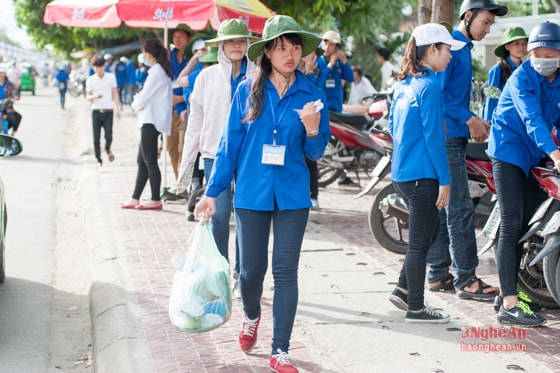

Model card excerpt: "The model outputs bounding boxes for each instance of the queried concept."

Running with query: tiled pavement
[73,102,559,373]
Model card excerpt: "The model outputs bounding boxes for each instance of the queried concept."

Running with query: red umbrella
[43,0,274,34]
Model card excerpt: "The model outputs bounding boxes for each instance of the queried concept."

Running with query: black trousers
[132,123,161,201]
[91,110,113,161]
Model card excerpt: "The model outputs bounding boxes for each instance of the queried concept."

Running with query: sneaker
[405,306,450,324]
[96,158,103,167]
[493,293,543,313]
[270,349,298,373]
[338,176,356,185]
[238,312,260,352]
[497,301,547,327]
[311,198,319,209]
[389,287,408,311]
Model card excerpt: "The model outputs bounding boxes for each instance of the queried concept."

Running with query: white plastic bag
[169,221,232,332]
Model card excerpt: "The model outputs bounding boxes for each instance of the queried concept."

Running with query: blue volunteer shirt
[438,30,474,138]
[205,71,331,211]
[483,56,519,122]
[316,55,353,112]
[488,60,560,176]
[389,67,450,185]
[170,48,188,115]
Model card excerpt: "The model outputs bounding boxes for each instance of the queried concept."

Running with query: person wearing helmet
[428,0,506,301]
[317,30,355,186]
[486,21,560,327]
[483,26,528,122]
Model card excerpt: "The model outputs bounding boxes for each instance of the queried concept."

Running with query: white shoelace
[242,317,258,337]
[272,349,293,366]
[423,306,444,318]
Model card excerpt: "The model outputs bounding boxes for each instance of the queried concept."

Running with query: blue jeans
[235,207,309,355]
[203,158,239,274]
[394,179,440,311]
[492,159,545,296]
[429,137,478,289]
[426,209,451,283]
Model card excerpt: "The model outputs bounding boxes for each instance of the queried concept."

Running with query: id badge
[262,144,286,166]
[325,79,335,88]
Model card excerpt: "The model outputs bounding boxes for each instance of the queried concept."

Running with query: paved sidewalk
[72,101,560,373]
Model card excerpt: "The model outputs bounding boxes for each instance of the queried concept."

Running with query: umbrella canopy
[43,0,274,34]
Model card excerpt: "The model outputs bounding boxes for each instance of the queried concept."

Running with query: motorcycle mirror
[483,86,501,99]
[0,134,23,157]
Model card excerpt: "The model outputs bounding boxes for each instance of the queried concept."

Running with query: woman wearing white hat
[387,23,465,324]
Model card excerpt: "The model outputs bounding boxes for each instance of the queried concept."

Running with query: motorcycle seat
[329,111,368,130]
[466,141,490,161]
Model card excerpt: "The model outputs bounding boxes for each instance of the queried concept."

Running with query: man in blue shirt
[317,30,355,185]
[429,0,507,301]
[167,23,194,188]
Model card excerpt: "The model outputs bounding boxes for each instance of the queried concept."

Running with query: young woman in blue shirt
[388,23,465,323]
[194,15,330,373]
[488,21,560,327]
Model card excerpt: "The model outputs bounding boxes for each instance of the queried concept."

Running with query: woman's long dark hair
[143,38,172,79]
[245,34,303,122]
[498,58,513,87]
[397,38,445,80]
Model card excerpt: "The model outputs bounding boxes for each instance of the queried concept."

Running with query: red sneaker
[270,349,298,373]
[238,313,260,352]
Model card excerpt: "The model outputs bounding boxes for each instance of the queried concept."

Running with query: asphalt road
[0,87,91,372]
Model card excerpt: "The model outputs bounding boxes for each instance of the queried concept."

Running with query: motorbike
[68,72,86,98]
[316,93,392,187]
[0,133,22,157]
[358,141,496,256]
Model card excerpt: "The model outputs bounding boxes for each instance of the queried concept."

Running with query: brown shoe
[107,151,115,162]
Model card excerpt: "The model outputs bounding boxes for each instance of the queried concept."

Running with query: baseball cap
[412,23,466,51]
[323,30,341,44]
[0,64,6,74]
[191,39,207,53]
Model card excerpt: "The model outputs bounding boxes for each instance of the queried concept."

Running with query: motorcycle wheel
[517,240,560,309]
[317,137,344,187]
[368,183,408,255]
[541,246,560,307]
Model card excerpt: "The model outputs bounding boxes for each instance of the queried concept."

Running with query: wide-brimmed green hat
[494,26,528,57]
[198,47,219,64]
[247,15,322,61]
[205,19,259,47]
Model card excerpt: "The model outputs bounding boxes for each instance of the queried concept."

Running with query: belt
[93,109,113,113]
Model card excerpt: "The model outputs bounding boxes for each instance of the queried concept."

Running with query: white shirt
[380,61,396,90]
[131,63,172,136]
[348,76,377,105]
[86,72,117,109]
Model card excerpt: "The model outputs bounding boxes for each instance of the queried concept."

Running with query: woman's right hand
[436,185,450,210]
[194,196,216,222]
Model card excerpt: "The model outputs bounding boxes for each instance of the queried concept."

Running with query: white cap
[192,39,207,53]
[0,64,6,73]
[323,30,341,44]
[412,23,466,51]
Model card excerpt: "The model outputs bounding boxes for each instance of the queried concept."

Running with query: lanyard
[267,90,294,145]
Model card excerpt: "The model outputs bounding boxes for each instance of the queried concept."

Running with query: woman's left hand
[436,185,450,210]
[301,101,320,136]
